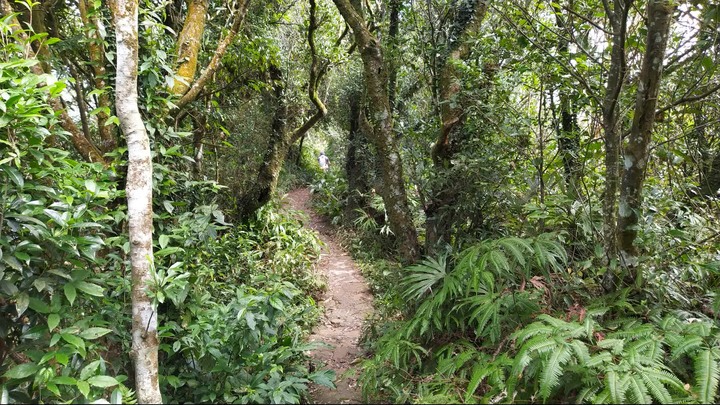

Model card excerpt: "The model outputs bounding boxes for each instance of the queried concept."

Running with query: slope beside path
[283,188,374,404]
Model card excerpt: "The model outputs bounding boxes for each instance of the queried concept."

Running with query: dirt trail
[283,188,373,404]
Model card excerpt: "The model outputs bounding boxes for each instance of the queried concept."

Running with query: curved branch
[175,0,251,110]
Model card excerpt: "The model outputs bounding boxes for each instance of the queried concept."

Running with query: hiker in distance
[318,151,330,172]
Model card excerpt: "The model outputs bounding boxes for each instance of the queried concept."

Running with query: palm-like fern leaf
[539,344,572,399]
[694,348,719,404]
[402,255,448,301]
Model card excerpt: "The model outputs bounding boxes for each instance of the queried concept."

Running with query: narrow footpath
[283,188,374,404]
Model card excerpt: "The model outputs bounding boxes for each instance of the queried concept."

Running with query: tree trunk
[79,0,116,152]
[601,0,632,291]
[332,0,420,262]
[237,0,328,219]
[110,0,162,402]
[345,87,374,222]
[425,0,488,252]
[617,0,675,277]
[553,4,582,199]
[174,0,250,109]
[172,0,209,96]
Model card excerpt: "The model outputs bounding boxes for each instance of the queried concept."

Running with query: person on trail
[318,151,330,172]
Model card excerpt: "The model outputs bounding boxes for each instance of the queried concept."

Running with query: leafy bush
[156,203,334,403]
[358,233,720,404]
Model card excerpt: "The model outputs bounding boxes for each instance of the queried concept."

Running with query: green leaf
[43,209,68,227]
[64,283,77,305]
[76,281,104,297]
[79,327,112,340]
[46,382,60,397]
[309,370,335,388]
[111,388,123,404]
[77,380,90,398]
[61,333,85,351]
[155,247,184,257]
[47,313,60,331]
[159,234,169,249]
[49,333,61,347]
[85,179,98,194]
[15,292,29,316]
[80,360,102,380]
[162,200,174,214]
[87,375,119,388]
[6,166,23,188]
[695,349,719,404]
[4,363,40,379]
[29,297,51,314]
[52,376,77,385]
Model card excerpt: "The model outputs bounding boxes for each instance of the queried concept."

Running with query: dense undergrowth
[0,33,333,403]
[310,169,720,404]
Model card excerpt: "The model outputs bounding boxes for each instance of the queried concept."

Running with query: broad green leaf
[77,380,90,398]
[29,297,50,314]
[80,360,102,380]
[47,313,60,331]
[15,292,29,316]
[52,376,77,385]
[159,234,169,249]
[6,166,23,188]
[4,363,40,379]
[79,327,112,340]
[64,283,77,305]
[87,375,119,388]
[61,333,85,350]
[309,370,335,388]
[85,179,98,194]
[76,281,104,297]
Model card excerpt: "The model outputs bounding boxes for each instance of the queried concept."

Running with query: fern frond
[497,236,533,268]
[402,255,448,301]
[539,344,572,399]
[597,338,625,355]
[586,351,613,368]
[607,369,626,404]
[641,367,686,393]
[639,370,673,404]
[627,338,664,365]
[512,321,553,343]
[669,335,702,360]
[485,249,511,277]
[627,373,650,404]
[694,348,719,404]
[575,385,601,404]
[465,362,490,403]
[537,314,572,330]
[570,340,590,364]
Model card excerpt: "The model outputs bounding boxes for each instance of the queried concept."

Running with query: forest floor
[283,188,374,404]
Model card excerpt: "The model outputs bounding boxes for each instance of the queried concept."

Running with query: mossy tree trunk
[332,0,420,262]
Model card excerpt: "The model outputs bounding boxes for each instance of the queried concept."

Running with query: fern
[539,344,572,399]
[694,348,719,404]
[401,254,448,302]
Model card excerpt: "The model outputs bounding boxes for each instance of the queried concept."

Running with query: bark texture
[110,0,162,402]
[175,0,250,109]
[172,0,209,96]
[617,0,675,273]
[332,0,420,262]
[79,0,116,152]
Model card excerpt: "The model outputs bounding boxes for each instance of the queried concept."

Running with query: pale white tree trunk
[110,0,162,402]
